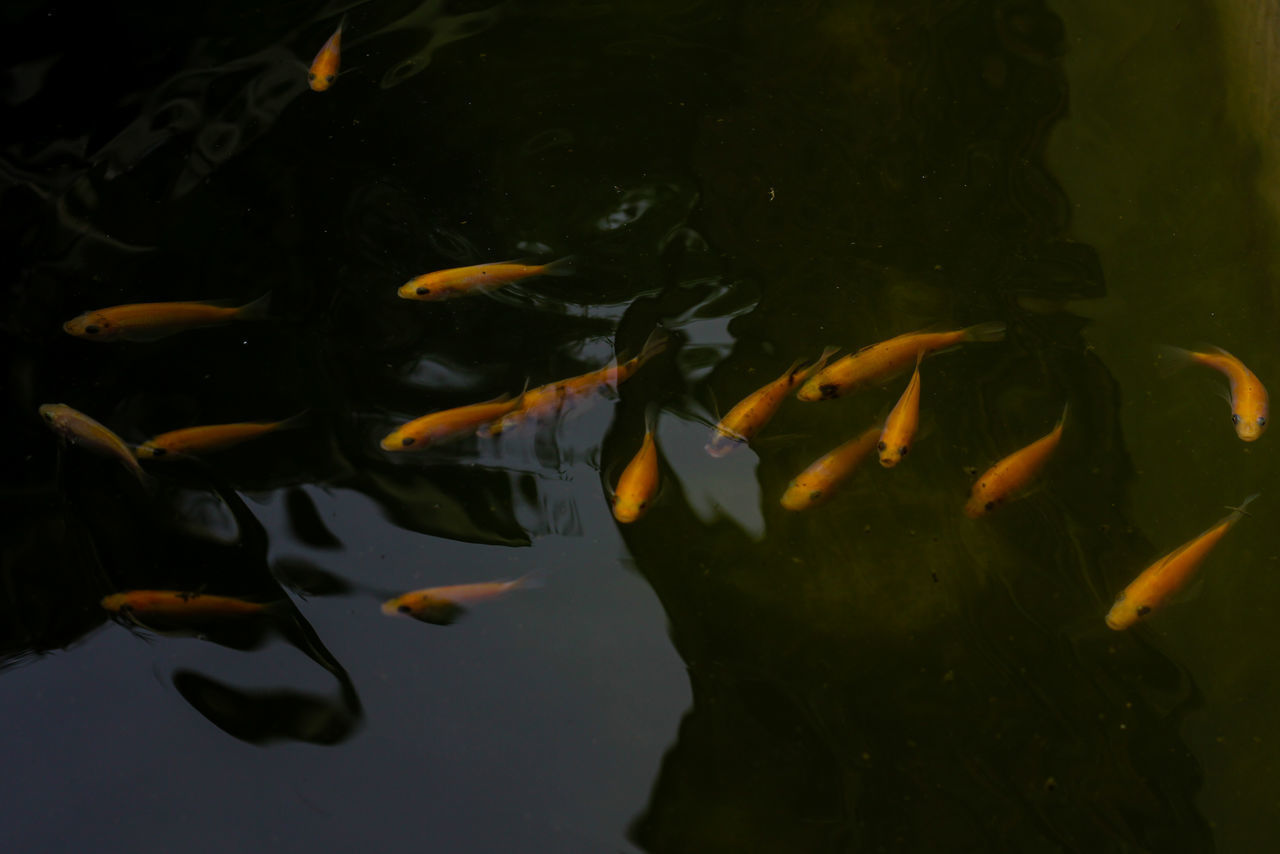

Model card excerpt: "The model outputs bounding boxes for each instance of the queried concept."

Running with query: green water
[1,1,1277,851]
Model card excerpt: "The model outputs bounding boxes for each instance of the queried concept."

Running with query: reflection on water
[1,0,1275,850]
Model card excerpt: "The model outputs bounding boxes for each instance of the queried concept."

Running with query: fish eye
[308,72,316,81]
[984,501,995,511]
[1259,416,1268,426]
[877,441,886,451]
[402,437,415,446]
[84,324,100,335]
[325,75,335,84]
[1232,413,1242,424]
[639,501,648,509]
[416,286,430,295]
[809,490,822,501]
[899,447,908,456]
[151,447,167,457]
[397,604,411,614]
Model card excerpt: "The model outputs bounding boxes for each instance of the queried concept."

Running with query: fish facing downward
[136,413,309,459]
[308,17,344,92]
[62,294,271,342]
[381,577,531,625]
[877,352,923,468]
[39,403,152,488]
[1105,493,1259,630]
[964,404,1067,517]
[397,257,574,302]
[611,408,661,524]
[380,394,524,451]
[1163,345,1268,441]
[706,346,839,458]
[780,423,881,511]
[796,321,1006,402]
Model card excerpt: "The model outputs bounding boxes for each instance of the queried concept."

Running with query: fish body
[612,409,661,523]
[780,424,881,511]
[308,18,343,91]
[63,294,270,342]
[398,257,573,302]
[137,413,308,459]
[797,321,1006,402]
[1105,494,1258,630]
[706,347,838,457]
[381,578,528,624]
[102,590,268,619]
[380,394,523,450]
[965,405,1067,517]
[878,353,923,467]
[1166,345,1268,441]
[39,403,151,487]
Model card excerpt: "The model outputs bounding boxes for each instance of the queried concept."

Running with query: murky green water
[3,1,1277,851]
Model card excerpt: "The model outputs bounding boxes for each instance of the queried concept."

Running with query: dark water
[2,1,1277,851]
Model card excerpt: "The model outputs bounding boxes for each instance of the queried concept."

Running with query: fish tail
[636,326,670,365]
[1056,401,1070,427]
[236,292,272,321]
[961,321,1007,343]
[275,410,313,432]
[643,401,661,435]
[1225,492,1261,520]
[541,255,577,277]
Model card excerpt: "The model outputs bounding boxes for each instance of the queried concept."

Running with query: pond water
[2,1,1277,851]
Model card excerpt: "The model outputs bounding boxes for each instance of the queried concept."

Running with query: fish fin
[635,326,670,365]
[961,321,1007,343]
[236,292,272,321]
[541,255,576,276]
[1225,492,1261,518]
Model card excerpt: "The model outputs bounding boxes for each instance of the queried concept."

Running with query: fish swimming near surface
[780,423,881,511]
[481,327,669,436]
[380,393,524,451]
[136,412,309,459]
[62,294,271,342]
[102,590,270,620]
[308,17,344,91]
[706,347,839,458]
[610,407,662,524]
[381,577,533,625]
[1161,345,1268,441]
[397,257,574,302]
[965,404,1067,517]
[39,403,152,488]
[796,321,1006,402]
[877,352,924,468]
[1105,493,1259,630]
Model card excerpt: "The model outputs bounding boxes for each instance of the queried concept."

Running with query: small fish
[796,321,1006,402]
[102,590,270,619]
[381,577,532,625]
[611,408,661,523]
[780,423,881,511]
[1162,345,1268,441]
[62,293,271,342]
[308,17,344,92]
[706,347,839,458]
[136,412,309,459]
[380,393,523,451]
[481,328,669,436]
[397,257,574,302]
[39,403,152,488]
[965,405,1067,517]
[878,352,924,467]
[1106,494,1258,630]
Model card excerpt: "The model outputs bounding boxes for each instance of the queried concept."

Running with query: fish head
[38,404,74,434]
[780,480,822,511]
[397,278,446,301]
[308,69,336,92]
[963,482,999,518]
[63,312,119,341]
[877,439,907,468]
[380,428,426,451]
[1232,406,1268,441]
[612,494,649,524]
[1104,591,1144,631]
[134,441,167,459]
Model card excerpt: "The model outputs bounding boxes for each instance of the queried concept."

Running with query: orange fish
[380,393,524,451]
[1106,494,1258,630]
[136,413,308,459]
[481,328,668,436]
[63,294,270,342]
[381,577,532,625]
[398,257,574,301]
[877,352,923,467]
[39,403,153,489]
[965,405,1067,517]
[102,590,270,619]
[308,17,344,92]
[611,408,661,523]
[706,347,839,457]
[780,423,881,511]
[1163,345,1268,441]
[796,321,1006,401]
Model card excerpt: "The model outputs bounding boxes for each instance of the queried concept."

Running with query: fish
[102,590,270,619]
[780,423,881,511]
[397,257,574,302]
[611,407,661,523]
[706,346,839,458]
[136,412,309,459]
[1161,345,1268,441]
[62,293,271,342]
[877,352,924,467]
[481,327,669,436]
[796,321,1006,402]
[39,403,153,488]
[308,17,344,92]
[381,577,532,625]
[965,404,1067,517]
[380,392,524,451]
[1105,494,1259,630]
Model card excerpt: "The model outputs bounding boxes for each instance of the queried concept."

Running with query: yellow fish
[965,405,1067,517]
[308,17,344,92]
[1106,494,1258,630]
[39,403,152,488]
[877,352,923,467]
[706,347,839,457]
[102,590,270,619]
[381,577,532,625]
[380,393,524,451]
[796,322,1006,401]
[1163,345,1268,441]
[63,294,270,342]
[780,423,881,511]
[398,257,574,301]
[136,413,308,459]
[611,408,661,524]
